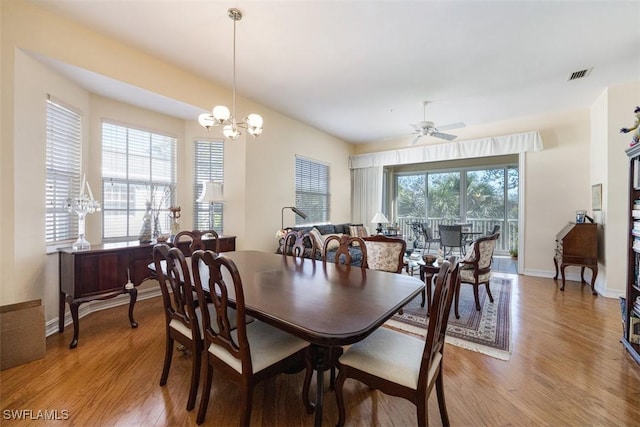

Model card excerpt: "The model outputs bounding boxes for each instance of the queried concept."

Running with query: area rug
[385,276,512,361]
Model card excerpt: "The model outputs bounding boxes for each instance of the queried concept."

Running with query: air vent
[568,68,592,81]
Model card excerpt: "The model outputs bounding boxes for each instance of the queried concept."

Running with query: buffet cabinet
[625,144,640,364]
[59,236,236,348]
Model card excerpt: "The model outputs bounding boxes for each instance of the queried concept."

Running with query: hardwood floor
[1,274,639,426]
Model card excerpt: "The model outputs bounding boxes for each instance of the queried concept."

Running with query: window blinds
[193,140,224,232]
[102,121,176,239]
[295,156,330,224]
[45,96,82,243]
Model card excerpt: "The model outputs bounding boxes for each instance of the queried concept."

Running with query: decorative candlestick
[67,174,101,251]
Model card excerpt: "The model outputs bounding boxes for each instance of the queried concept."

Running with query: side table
[420,260,460,319]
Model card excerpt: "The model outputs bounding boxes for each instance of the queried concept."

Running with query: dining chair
[438,224,465,256]
[174,229,219,255]
[323,234,368,267]
[152,244,203,411]
[334,256,460,427]
[281,229,318,259]
[362,235,406,273]
[191,249,314,425]
[457,233,499,315]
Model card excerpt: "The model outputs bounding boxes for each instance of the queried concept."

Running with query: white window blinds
[46,96,82,244]
[295,156,330,224]
[102,121,176,240]
[193,140,224,232]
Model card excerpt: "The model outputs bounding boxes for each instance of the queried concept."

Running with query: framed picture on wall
[592,183,602,211]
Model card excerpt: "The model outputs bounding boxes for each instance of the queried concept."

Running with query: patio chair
[438,224,465,256]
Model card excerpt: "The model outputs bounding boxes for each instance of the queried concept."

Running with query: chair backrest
[418,256,459,389]
[362,235,406,273]
[281,229,317,259]
[466,233,499,270]
[424,224,435,240]
[191,249,253,373]
[153,244,199,338]
[174,229,219,255]
[438,224,463,247]
[323,234,368,266]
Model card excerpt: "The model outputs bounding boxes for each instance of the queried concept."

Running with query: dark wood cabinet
[625,145,640,364]
[553,222,598,294]
[59,236,236,348]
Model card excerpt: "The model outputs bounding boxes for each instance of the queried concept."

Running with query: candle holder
[67,175,101,251]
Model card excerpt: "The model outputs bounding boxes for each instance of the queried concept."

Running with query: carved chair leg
[196,362,213,425]
[435,367,450,427]
[186,344,201,411]
[160,335,174,386]
[484,281,494,303]
[473,284,481,311]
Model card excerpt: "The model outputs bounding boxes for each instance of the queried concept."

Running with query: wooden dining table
[177,250,425,426]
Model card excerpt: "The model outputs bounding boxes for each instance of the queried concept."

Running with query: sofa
[276,223,367,266]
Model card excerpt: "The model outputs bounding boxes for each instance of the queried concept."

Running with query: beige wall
[354,109,599,283]
[1,1,353,325]
[598,81,640,296]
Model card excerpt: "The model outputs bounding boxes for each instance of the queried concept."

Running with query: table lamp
[371,212,389,234]
[197,181,224,231]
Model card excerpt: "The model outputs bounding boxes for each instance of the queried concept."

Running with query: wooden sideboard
[553,222,598,294]
[59,236,236,348]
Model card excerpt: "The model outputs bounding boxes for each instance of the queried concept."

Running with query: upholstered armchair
[457,233,499,317]
[362,235,406,273]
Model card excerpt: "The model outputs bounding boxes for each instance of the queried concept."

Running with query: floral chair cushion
[364,240,404,273]
[461,238,497,269]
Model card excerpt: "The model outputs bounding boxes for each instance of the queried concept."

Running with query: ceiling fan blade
[436,122,465,132]
[409,134,422,145]
[431,131,457,141]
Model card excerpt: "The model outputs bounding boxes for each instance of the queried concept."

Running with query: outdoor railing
[393,217,517,256]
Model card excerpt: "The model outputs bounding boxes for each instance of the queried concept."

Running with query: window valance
[349,130,543,169]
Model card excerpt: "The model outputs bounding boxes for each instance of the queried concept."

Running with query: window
[45,96,82,244]
[193,140,224,232]
[102,121,176,240]
[395,164,518,254]
[295,156,330,224]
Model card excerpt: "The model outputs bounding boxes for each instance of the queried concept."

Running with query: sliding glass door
[394,164,518,255]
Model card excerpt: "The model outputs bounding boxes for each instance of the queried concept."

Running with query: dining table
[162,250,425,427]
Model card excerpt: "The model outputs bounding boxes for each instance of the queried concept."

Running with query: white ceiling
[29,0,640,144]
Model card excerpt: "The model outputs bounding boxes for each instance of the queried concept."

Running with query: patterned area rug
[385,276,512,361]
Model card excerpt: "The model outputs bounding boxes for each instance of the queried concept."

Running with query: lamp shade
[197,181,224,203]
[371,212,389,224]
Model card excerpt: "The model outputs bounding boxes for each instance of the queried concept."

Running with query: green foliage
[396,168,519,221]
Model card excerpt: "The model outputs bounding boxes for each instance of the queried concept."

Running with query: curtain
[349,130,543,169]
[351,166,383,234]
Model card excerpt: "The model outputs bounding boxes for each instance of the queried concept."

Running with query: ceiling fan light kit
[198,8,263,140]
[409,101,465,145]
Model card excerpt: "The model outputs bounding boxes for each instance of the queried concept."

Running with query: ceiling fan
[409,101,465,145]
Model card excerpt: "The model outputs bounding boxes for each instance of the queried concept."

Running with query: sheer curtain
[351,166,383,234]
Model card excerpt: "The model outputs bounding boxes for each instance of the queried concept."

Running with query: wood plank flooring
[1,274,639,426]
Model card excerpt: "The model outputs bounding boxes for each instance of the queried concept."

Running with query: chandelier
[198,8,263,140]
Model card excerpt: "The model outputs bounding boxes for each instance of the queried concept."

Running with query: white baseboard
[45,287,162,338]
